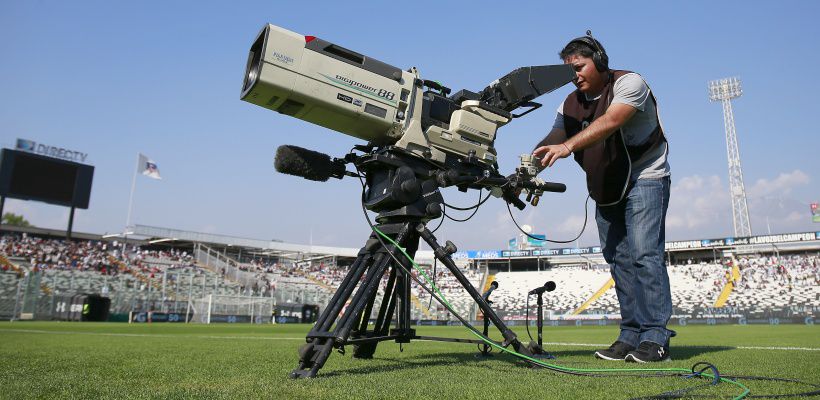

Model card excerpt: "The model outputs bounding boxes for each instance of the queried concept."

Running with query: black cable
[443,190,491,223]
[430,203,445,233]
[354,167,673,374]
[443,189,492,211]
[352,165,684,378]
[353,167,512,350]
[719,375,820,399]
[506,194,591,244]
[525,293,535,342]
[351,164,819,399]
[631,374,820,399]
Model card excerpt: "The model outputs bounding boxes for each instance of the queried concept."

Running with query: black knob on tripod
[443,241,457,255]
[426,202,442,218]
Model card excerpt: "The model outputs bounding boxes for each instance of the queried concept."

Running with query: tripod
[290,148,533,378]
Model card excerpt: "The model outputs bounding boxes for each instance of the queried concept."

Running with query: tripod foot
[289,369,317,379]
[353,342,377,359]
[290,340,333,379]
[527,341,556,360]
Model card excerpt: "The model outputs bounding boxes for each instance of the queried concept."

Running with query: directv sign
[16,138,89,163]
[455,232,820,260]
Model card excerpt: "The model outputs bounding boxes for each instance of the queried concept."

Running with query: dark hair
[559,41,596,61]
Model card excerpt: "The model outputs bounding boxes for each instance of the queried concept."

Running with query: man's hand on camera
[506,173,522,197]
[533,143,572,168]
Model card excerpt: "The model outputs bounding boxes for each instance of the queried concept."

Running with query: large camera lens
[242,29,265,93]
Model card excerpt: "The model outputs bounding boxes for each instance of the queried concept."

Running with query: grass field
[0,322,818,399]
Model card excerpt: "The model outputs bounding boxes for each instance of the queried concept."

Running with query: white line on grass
[537,341,820,352]
[2,329,817,351]
[0,328,305,340]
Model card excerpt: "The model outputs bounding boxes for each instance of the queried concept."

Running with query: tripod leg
[308,252,369,336]
[415,223,532,356]
[390,231,418,342]
[292,245,378,379]
[373,266,398,335]
[345,223,417,357]
[291,226,405,379]
[334,223,411,342]
[352,266,397,359]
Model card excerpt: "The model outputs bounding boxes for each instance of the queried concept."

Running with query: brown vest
[562,70,666,205]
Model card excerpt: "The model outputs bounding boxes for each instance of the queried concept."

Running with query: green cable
[371,226,751,400]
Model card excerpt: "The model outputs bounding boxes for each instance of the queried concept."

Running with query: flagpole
[123,153,140,259]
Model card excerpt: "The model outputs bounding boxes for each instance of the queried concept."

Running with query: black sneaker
[594,341,636,361]
[625,341,671,363]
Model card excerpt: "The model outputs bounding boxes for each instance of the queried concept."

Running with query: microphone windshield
[274,145,342,182]
[545,281,556,292]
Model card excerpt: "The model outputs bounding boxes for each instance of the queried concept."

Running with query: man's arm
[532,127,567,172]
[534,103,637,168]
[535,127,567,149]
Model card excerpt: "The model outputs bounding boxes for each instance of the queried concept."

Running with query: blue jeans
[596,176,675,347]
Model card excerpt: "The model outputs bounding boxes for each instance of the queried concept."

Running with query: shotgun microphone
[274,145,346,182]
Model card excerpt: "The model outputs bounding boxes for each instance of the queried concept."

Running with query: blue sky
[1,1,818,250]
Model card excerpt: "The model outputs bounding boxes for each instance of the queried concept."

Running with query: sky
[1,1,818,251]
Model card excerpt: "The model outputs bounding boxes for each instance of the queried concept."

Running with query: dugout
[54,294,110,322]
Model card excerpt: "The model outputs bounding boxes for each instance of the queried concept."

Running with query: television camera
[240,24,576,378]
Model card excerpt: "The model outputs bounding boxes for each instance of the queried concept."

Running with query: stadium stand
[727,254,819,317]
[1,228,817,324]
[491,266,612,320]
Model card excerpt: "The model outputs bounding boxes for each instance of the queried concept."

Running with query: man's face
[564,54,604,95]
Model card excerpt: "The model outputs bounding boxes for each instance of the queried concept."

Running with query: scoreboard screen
[0,148,94,209]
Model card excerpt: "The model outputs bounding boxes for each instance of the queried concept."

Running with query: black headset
[567,30,609,72]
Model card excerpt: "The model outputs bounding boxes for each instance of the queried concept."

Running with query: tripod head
[275,143,565,222]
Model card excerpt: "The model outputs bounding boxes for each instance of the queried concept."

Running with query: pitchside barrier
[403,317,815,327]
[275,303,319,324]
[128,311,192,323]
[53,294,110,322]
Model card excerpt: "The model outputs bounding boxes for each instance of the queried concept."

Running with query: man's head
[559,36,609,96]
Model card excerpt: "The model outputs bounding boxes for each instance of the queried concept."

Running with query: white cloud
[747,170,810,198]
[665,170,815,239]
[667,175,730,233]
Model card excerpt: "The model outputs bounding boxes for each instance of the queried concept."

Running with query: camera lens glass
[245,57,259,87]
[243,32,265,93]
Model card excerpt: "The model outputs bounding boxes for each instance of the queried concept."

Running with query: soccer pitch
[0,322,817,399]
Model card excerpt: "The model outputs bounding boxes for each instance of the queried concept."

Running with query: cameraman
[532,34,674,362]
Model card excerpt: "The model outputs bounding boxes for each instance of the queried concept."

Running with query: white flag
[138,153,162,180]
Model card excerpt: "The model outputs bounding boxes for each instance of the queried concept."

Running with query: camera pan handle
[422,79,451,96]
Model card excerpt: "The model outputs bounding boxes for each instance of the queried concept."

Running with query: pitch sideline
[1,328,817,352]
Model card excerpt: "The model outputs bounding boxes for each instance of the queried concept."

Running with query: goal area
[189,295,274,324]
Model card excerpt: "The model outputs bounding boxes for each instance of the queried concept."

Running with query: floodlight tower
[708,77,752,237]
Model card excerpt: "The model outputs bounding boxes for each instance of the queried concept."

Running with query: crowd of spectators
[3,231,818,318]
[0,233,201,280]
[734,253,819,293]
[1,233,119,275]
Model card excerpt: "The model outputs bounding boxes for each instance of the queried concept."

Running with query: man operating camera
[532,33,674,362]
